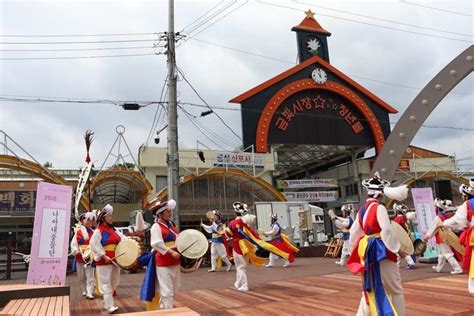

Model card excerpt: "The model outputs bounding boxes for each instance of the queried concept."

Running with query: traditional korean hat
[97,204,113,223]
[84,211,96,221]
[362,171,408,201]
[78,213,86,223]
[341,204,354,212]
[233,201,249,214]
[434,198,445,210]
[459,182,474,197]
[212,210,223,219]
[393,203,409,214]
[152,199,177,215]
[444,200,457,213]
[270,213,278,220]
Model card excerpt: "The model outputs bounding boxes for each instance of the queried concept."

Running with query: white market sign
[213,151,265,168]
[283,191,338,202]
[276,179,337,189]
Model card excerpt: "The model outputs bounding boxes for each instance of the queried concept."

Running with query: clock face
[307,38,320,53]
[312,68,327,84]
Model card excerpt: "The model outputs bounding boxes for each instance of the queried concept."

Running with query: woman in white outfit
[90,204,126,314]
[201,210,232,272]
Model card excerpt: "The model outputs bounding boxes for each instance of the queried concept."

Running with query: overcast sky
[0,0,472,171]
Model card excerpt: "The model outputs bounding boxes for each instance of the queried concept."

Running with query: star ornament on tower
[305,9,315,18]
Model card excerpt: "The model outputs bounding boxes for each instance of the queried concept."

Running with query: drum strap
[103,244,116,251]
[165,241,175,247]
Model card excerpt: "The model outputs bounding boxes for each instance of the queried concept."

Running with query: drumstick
[179,239,199,256]
[109,252,126,261]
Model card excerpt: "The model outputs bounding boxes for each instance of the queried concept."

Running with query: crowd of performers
[69,174,474,314]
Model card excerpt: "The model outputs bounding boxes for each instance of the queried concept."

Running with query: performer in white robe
[424,199,462,274]
[347,172,408,316]
[331,204,354,266]
[90,204,126,314]
[150,199,181,309]
[70,212,96,299]
[442,182,474,295]
[201,210,232,272]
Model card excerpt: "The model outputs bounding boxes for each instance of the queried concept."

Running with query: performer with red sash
[70,212,96,299]
[424,199,462,274]
[201,210,232,272]
[150,199,181,309]
[225,201,289,291]
[442,181,474,295]
[347,172,408,316]
[90,204,127,314]
[265,213,299,268]
[392,203,416,269]
[330,204,354,266]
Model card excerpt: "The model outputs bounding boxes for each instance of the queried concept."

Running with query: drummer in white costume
[201,210,232,272]
[70,211,96,299]
[90,204,127,314]
[330,204,354,266]
[150,199,181,309]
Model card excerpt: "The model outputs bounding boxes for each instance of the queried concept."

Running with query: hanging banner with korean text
[411,188,436,247]
[283,190,338,202]
[276,179,337,189]
[27,182,72,285]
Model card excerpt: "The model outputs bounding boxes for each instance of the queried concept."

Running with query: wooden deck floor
[65,273,473,315]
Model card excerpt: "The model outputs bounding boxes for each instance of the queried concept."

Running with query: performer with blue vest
[424,199,463,274]
[90,204,127,314]
[150,199,181,309]
[330,204,354,266]
[442,181,474,295]
[347,172,408,316]
[201,210,232,272]
[265,213,299,268]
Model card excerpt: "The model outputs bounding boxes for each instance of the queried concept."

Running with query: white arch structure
[371,45,473,181]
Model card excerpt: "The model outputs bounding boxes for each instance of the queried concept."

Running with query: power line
[0,38,161,45]
[145,77,169,146]
[188,0,249,38]
[186,0,237,35]
[0,32,160,38]
[0,46,156,52]
[256,1,472,43]
[293,0,473,37]
[400,0,474,17]
[180,0,226,32]
[187,38,473,96]
[0,53,159,60]
[176,66,243,141]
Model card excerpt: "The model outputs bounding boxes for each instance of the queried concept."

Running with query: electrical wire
[180,0,226,33]
[186,1,237,35]
[256,1,472,43]
[145,77,169,145]
[176,66,243,141]
[0,53,160,60]
[400,0,474,17]
[0,39,161,45]
[187,38,473,96]
[188,0,249,39]
[0,46,159,52]
[0,32,160,38]
[293,0,473,37]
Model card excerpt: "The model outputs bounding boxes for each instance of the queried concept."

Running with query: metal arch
[371,45,474,181]
[385,172,469,208]
[154,168,286,202]
[0,154,90,210]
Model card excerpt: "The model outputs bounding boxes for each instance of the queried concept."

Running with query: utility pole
[167,0,180,226]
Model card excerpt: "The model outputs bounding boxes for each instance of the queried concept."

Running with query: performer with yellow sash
[201,210,232,272]
[442,182,474,295]
[225,201,289,291]
[347,172,408,316]
[330,204,354,266]
[265,213,299,268]
[90,204,127,314]
[70,212,96,299]
[150,199,181,309]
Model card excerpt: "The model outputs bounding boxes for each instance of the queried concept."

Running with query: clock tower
[292,9,331,64]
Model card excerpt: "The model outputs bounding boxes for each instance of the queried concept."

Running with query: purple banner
[27,182,72,285]
[411,188,436,247]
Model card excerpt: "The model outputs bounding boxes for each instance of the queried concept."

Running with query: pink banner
[411,188,436,247]
[27,182,72,285]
